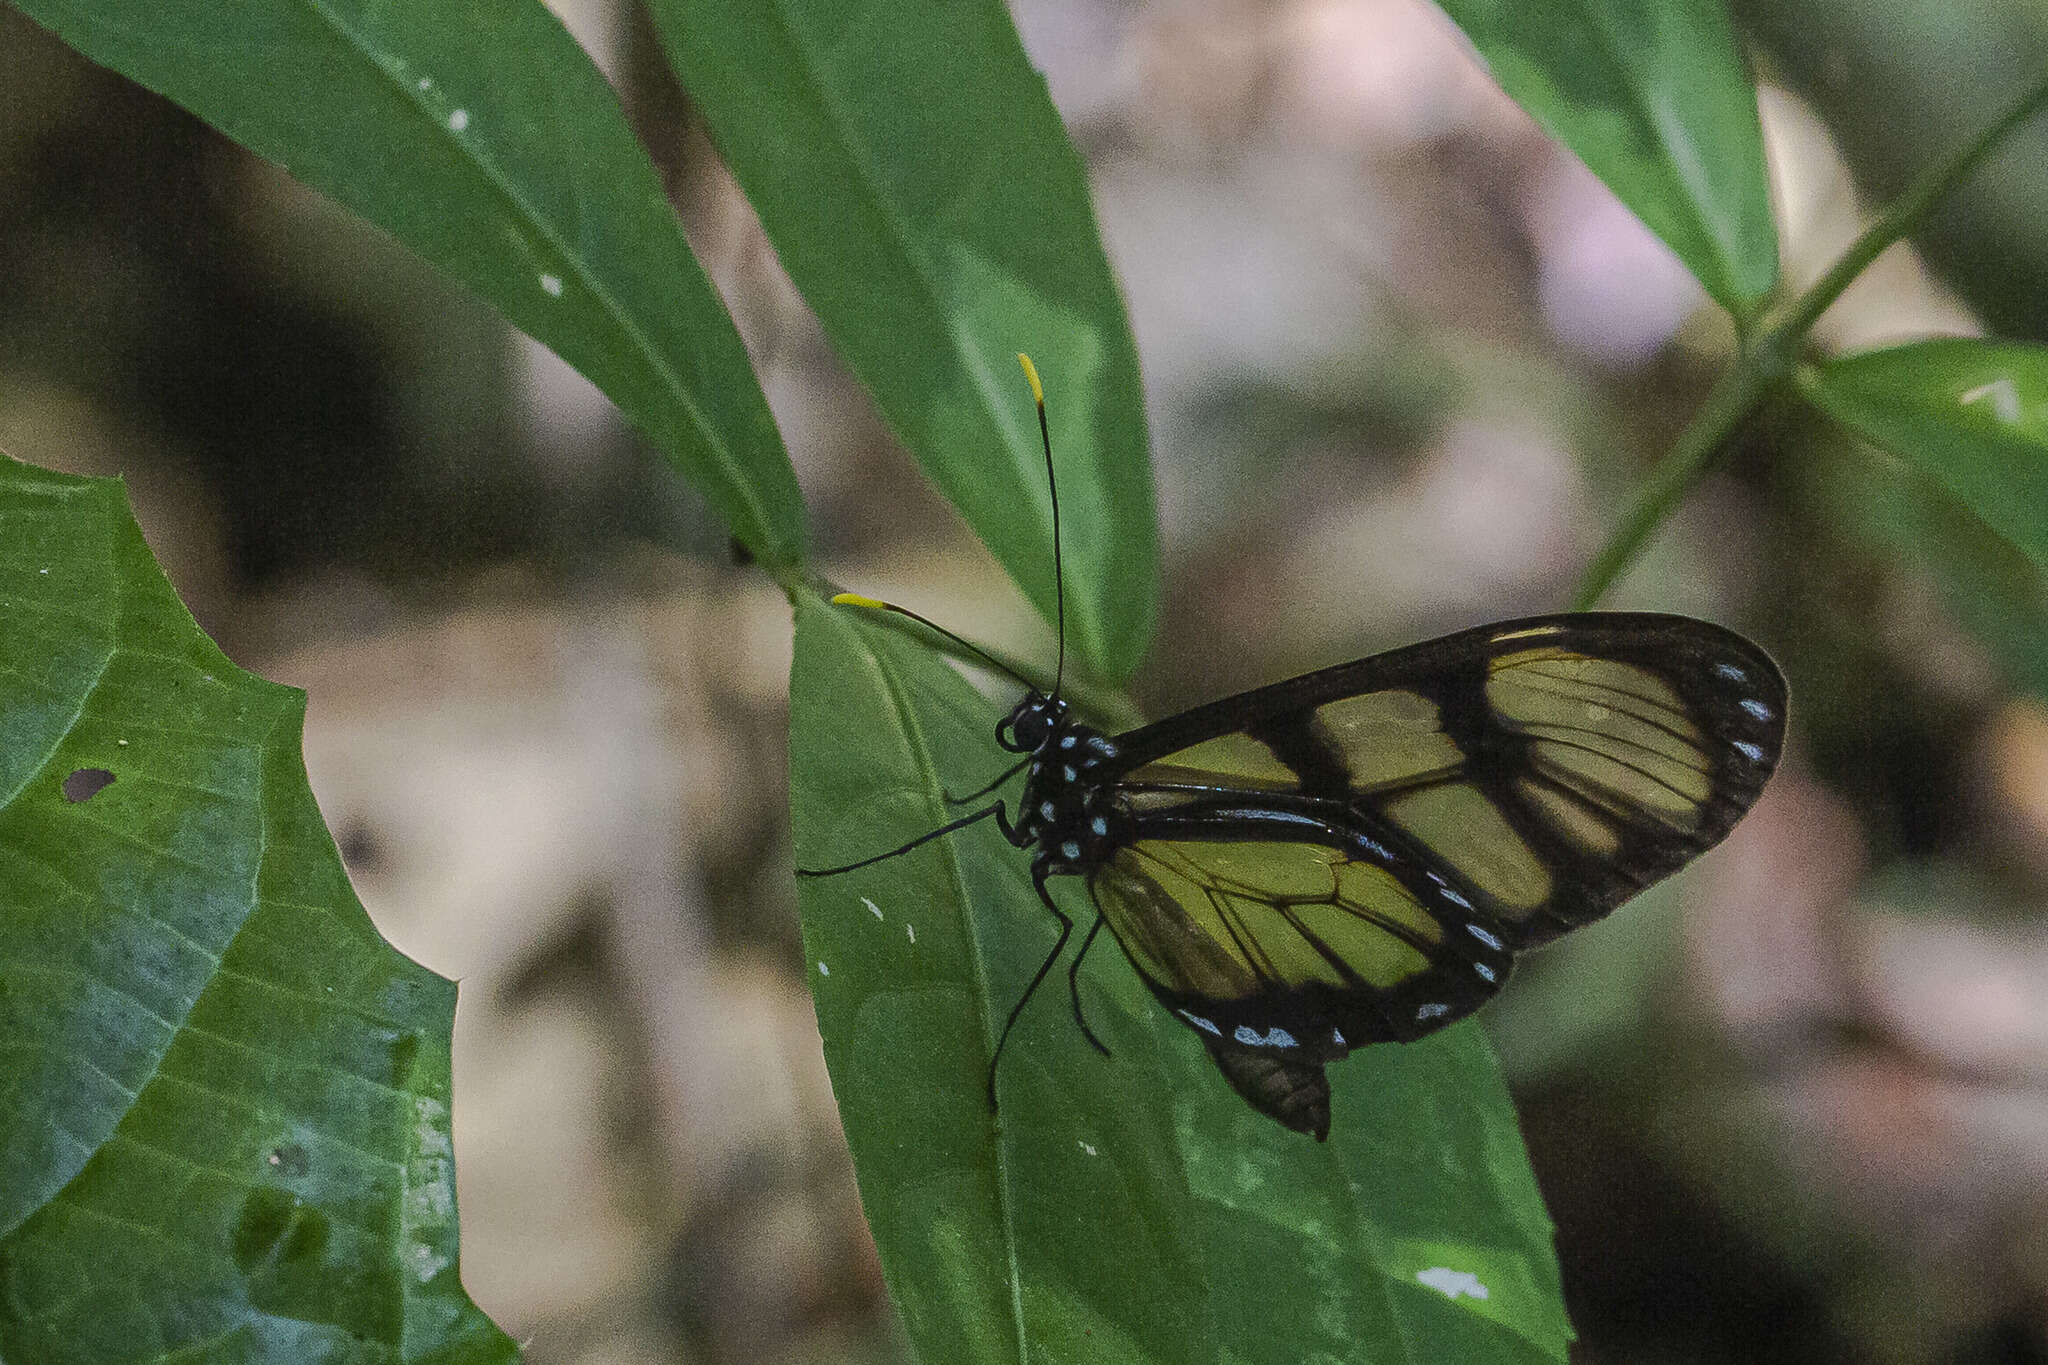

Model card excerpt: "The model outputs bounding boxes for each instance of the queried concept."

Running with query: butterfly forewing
[1085,614,1785,1127]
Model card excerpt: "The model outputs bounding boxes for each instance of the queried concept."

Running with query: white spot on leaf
[448,109,469,132]
[862,897,883,921]
[540,273,563,297]
[410,1243,451,1284]
[1078,1139,1097,1157]
[1961,378,2022,423]
[818,962,829,976]
[1416,1267,1490,1301]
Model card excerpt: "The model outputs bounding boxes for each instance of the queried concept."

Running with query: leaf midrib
[846,614,1033,1365]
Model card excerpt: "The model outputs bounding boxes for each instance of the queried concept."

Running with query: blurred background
[7,0,2048,1361]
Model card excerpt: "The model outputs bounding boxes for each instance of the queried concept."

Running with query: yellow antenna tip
[1016,353,1044,404]
[831,593,889,610]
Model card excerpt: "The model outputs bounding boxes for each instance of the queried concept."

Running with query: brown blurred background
[7,1,2048,1361]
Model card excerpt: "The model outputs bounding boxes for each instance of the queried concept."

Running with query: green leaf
[0,454,512,1363]
[789,587,1570,1365]
[1811,415,2048,701]
[1434,0,1778,317]
[1809,339,2048,572]
[11,0,804,567]
[650,0,1157,681]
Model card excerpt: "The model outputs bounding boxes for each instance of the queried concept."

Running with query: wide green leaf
[651,0,1157,681]
[788,586,1570,1364]
[11,0,804,567]
[1435,0,1778,317]
[1823,442,2048,701]
[1809,338,2048,572]
[0,454,512,1363]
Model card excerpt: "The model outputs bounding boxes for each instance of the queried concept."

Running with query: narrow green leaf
[789,587,1569,1365]
[1809,339,2048,571]
[12,0,804,567]
[1435,0,1778,316]
[651,0,1157,680]
[0,454,512,1362]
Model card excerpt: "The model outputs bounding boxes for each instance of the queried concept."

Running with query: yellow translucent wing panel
[1094,841,1437,1001]
[1383,783,1552,912]
[1311,689,1463,788]
[1487,649,1712,833]
[1124,688,1461,795]
[1124,732,1299,790]
[1515,776,1621,855]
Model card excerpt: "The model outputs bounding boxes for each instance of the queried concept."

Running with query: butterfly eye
[1003,693,1061,752]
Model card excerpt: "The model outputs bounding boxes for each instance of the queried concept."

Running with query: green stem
[1573,69,2048,610]
[1570,353,1777,610]
[1772,73,2048,341]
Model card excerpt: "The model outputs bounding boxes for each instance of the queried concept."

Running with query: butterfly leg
[942,755,1031,806]
[795,800,1009,876]
[1066,913,1113,1058]
[985,863,1075,1110]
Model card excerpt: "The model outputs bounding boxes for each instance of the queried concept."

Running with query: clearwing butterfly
[800,356,1787,1141]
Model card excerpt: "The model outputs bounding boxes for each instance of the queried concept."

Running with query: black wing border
[1102,611,1786,775]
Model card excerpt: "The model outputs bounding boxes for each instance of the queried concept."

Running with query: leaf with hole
[0,453,512,1363]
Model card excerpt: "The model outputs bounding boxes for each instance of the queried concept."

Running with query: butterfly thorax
[999,692,1129,875]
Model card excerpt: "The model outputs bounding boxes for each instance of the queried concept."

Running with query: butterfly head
[998,690,1070,754]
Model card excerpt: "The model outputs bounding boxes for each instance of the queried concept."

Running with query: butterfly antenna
[830,593,1031,688]
[1017,354,1066,700]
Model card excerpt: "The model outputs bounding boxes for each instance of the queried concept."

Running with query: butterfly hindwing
[1083,613,1785,1135]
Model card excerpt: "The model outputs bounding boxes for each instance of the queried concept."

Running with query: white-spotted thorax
[1000,690,1126,874]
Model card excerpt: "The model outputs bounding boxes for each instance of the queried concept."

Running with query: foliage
[0,456,514,1362]
[5,0,2048,1360]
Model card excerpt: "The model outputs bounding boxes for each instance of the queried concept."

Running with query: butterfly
[800,357,1787,1140]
